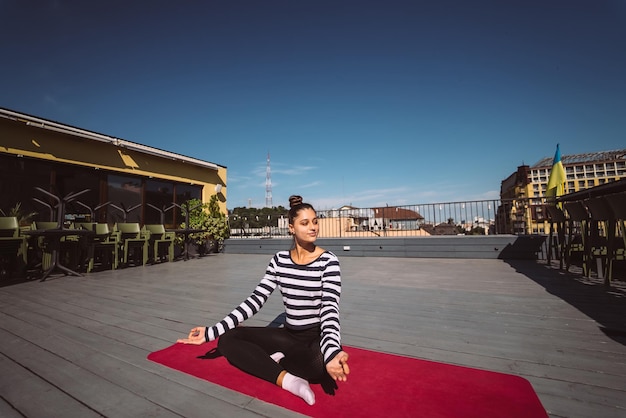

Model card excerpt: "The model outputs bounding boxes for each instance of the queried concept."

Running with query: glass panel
[55,163,101,225]
[176,184,202,203]
[107,174,143,223]
[145,179,174,225]
[174,184,202,226]
[0,154,53,224]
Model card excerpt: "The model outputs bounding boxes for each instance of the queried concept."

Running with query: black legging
[217,325,327,384]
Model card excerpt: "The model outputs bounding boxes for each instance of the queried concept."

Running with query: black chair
[545,204,567,269]
[584,196,616,284]
[562,201,590,277]
[603,192,626,284]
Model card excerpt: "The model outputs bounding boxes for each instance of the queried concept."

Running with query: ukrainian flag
[546,144,566,199]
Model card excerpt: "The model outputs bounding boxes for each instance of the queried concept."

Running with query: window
[107,174,143,223]
[55,163,101,223]
[174,184,203,226]
[145,179,175,225]
[0,154,101,224]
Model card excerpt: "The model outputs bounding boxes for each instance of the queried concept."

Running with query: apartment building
[500,148,626,234]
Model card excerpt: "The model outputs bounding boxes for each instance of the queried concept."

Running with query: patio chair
[114,223,149,267]
[34,221,61,230]
[562,201,590,277]
[0,216,28,277]
[142,224,175,263]
[85,223,119,272]
[28,221,60,272]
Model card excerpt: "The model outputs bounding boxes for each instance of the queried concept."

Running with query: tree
[229,206,288,229]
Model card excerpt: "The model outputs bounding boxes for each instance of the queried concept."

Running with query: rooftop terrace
[0,254,624,417]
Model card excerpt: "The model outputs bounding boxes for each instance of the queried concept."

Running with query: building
[0,108,227,227]
[500,148,626,234]
[371,206,424,232]
[531,149,626,195]
[314,205,428,237]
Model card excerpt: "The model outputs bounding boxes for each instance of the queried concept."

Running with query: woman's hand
[326,351,350,382]
[177,327,206,345]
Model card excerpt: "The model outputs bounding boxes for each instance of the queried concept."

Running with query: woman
[178,195,350,405]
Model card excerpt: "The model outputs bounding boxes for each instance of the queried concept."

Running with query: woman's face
[289,208,319,244]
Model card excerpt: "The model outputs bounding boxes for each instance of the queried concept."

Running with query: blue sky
[2,1,625,210]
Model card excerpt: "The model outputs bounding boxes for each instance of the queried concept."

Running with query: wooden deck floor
[1,254,625,418]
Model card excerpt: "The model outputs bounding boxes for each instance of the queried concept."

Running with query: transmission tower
[265,152,273,208]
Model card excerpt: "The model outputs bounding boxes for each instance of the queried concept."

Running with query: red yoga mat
[148,340,548,418]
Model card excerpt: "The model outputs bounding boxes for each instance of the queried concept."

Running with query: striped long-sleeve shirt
[204,250,342,364]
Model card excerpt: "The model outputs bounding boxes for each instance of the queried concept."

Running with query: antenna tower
[265,152,273,208]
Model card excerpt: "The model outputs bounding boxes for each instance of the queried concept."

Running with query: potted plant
[1,202,38,227]
[181,196,229,255]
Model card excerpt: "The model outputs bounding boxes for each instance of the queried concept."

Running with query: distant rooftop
[532,149,626,168]
[372,206,424,220]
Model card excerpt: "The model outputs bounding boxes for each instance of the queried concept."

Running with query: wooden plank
[0,397,24,418]
[0,324,184,418]
[0,351,102,418]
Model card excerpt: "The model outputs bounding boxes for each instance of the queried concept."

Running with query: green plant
[181,196,229,252]
[0,202,37,226]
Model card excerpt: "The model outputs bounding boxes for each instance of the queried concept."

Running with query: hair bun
[289,195,303,208]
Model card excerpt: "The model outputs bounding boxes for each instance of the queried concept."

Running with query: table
[24,229,91,281]
[166,228,206,261]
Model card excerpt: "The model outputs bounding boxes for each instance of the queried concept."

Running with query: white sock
[281,372,315,405]
[270,352,285,363]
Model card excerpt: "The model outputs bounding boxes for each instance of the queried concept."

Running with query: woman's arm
[319,252,343,363]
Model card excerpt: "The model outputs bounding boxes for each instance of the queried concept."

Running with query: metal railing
[228,197,552,238]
